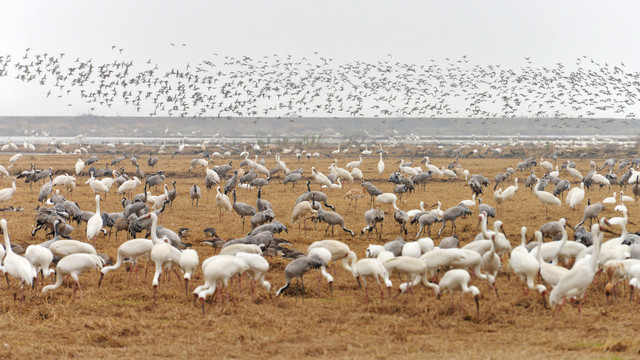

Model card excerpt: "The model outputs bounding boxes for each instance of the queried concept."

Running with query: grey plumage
[576,201,605,227]
[275,255,327,296]
[232,190,256,232]
[190,184,201,206]
[437,203,472,237]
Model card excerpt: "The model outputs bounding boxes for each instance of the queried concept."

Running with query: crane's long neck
[535,232,543,265]
[150,215,161,245]
[42,272,65,293]
[95,197,101,215]
[3,228,12,255]
[480,215,489,239]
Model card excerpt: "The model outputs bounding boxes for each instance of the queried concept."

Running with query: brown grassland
[0,150,638,360]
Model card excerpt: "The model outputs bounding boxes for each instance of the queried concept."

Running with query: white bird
[49,240,97,258]
[0,177,17,208]
[234,252,270,300]
[508,226,547,301]
[308,247,335,293]
[86,195,104,246]
[377,153,385,175]
[42,253,105,303]
[533,178,561,218]
[565,182,585,210]
[431,269,481,315]
[75,158,85,175]
[86,173,109,197]
[567,167,583,181]
[620,191,634,203]
[1,219,36,299]
[602,192,617,204]
[548,222,603,329]
[7,153,22,168]
[307,240,357,274]
[459,193,477,207]
[98,236,154,287]
[24,244,54,283]
[118,176,141,197]
[530,218,569,265]
[346,156,363,169]
[375,193,400,211]
[351,258,392,304]
[215,186,233,219]
[149,213,181,300]
[500,178,518,201]
[535,231,569,289]
[329,162,353,183]
[383,256,427,294]
[291,200,318,234]
[179,248,199,295]
[194,256,249,313]
[311,167,332,188]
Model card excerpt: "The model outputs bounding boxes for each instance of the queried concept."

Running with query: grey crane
[383,237,406,256]
[168,180,178,208]
[147,151,158,168]
[477,198,495,218]
[283,168,303,190]
[361,180,383,206]
[439,235,459,249]
[130,156,138,168]
[539,218,573,240]
[224,170,239,195]
[85,156,99,166]
[111,153,128,166]
[232,190,256,233]
[523,171,538,191]
[256,187,272,212]
[249,221,288,236]
[214,160,233,179]
[552,179,571,199]
[468,178,483,197]
[132,182,148,203]
[190,184,202,207]
[315,208,355,237]
[393,210,409,236]
[361,207,385,236]
[38,174,53,203]
[413,171,432,191]
[437,204,472,237]
[494,173,509,190]
[294,181,335,210]
[135,164,144,179]
[239,170,257,185]
[415,212,441,238]
[275,255,327,296]
[576,200,605,228]
[250,176,270,192]
[250,209,275,230]
[146,170,165,190]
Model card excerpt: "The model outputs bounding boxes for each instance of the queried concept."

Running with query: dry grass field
[0,150,638,360]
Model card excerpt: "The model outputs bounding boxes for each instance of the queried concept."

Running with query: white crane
[548,222,603,329]
[431,269,481,316]
[1,219,36,300]
[377,153,385,175]
[86,195,105,246]
[42,253,105,303]
[534,178,561,218]
[215,186,233,219]
[565,182,585,210]
[351,258,392,305]
[0,177,17,208]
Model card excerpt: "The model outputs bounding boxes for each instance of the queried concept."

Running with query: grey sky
[1,1,639,116]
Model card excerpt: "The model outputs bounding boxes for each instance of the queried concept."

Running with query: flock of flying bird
[2,48,640,120]
[0,139,639,329]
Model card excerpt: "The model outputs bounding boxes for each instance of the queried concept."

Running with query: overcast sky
[2,0,640,116]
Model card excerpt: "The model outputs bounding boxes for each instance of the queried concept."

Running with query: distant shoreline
[0,116,637,138]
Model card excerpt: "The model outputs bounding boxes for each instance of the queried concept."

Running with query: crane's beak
[564,221,575,231]
[474,295,480,315]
